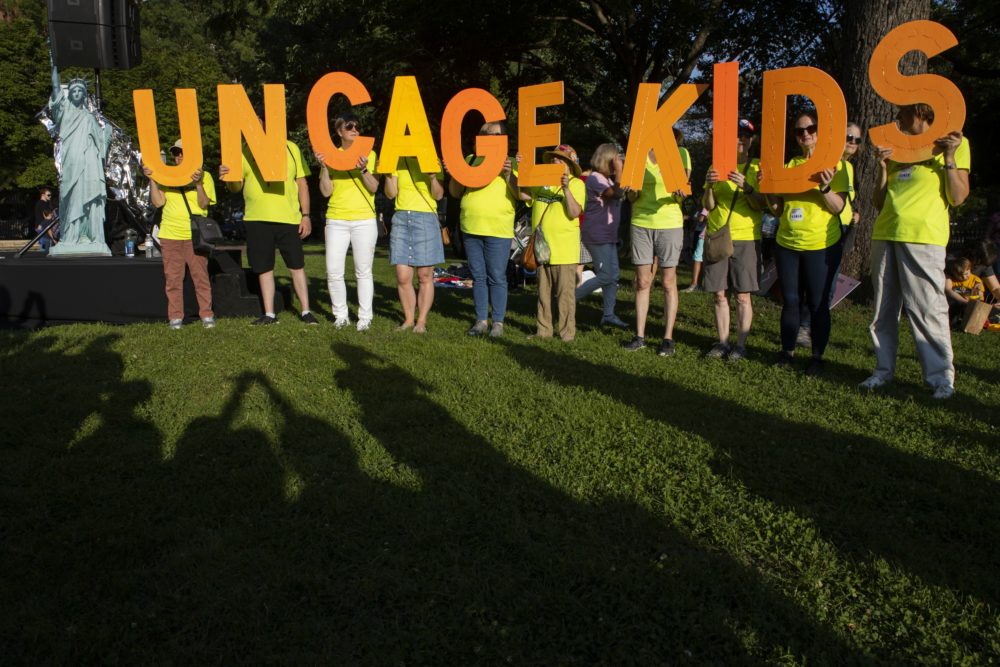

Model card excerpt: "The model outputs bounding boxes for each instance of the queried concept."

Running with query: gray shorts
[703,240,761,293]
[631,226,683,267]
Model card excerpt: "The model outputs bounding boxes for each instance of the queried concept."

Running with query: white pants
[869,240,954,388]
[326,218,378,322]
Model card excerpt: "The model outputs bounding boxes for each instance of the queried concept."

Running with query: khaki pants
[161,238,214,321]
[869,240,954,388]
[537,264,577,340]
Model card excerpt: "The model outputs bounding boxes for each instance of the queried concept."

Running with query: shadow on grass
[500,341,1000,618]
[1,334,861,664]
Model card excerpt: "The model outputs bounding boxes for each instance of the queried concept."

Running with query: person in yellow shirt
[448,121,519,337]
[797,120,863,347]
[764,110,848,375]
[860,103,971,399]
[219,104,315,326]
[143,139,215,329]
[317,113,380,331]
[384,155,445,333]
[701,119,766,361]
[622,132,691,356]
[521,145,585,341]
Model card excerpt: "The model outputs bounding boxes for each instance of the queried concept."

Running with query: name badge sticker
[897,166,914,182]
[790,208,805,223]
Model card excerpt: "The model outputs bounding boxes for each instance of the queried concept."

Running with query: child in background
[682,208,708,292]
[945,256,984,328]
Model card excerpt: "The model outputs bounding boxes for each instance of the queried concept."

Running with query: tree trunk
[840,0,930,279]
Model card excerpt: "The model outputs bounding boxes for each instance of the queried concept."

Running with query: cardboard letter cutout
[377,76,440,174]
[133,88,203,188]
[759,67,847,193]
[712,62,740,177]
[621,83,707,193]
[868,20,966,163]
[441,88,507,188]
[517,82,564,187]
[218,83,287,182]
[306,72,375,171]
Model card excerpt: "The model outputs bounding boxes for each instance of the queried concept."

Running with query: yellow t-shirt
[459,155,518,238]
[776,156,849,251]
[631,147,691,230]
[392,157,443,214]
[872,137,971,247]
[241,141,311,225]
[705,158,762,241]
[326,148,378,221]
[839,160,855,226]
[529,178,586,266]
[158,172,217,241]
[951,274,984,298]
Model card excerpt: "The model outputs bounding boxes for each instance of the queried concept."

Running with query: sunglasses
[169,148,183,156]
[342,121,360,131]
[794,124,818,137]
[846,134,862,145]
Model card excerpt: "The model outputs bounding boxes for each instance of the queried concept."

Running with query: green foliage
[2,250,999,662]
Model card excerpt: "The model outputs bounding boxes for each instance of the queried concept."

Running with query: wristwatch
[820,184,831,194]
[944,163,957,170]
[743,184,755,195]
[360,168,369,174]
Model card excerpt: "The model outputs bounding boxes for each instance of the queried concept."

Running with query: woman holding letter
[860,103,970,399]
[765,110,848,375]
[384,156,445,333]
[317,113,380,331]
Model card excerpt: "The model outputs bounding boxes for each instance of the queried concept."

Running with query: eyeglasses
[169,148,183,156]
[794,124,818,137]
[846,134,862,145]
[343,121,360,131]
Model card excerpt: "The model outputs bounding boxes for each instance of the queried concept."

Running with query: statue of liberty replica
[47,49,113,257]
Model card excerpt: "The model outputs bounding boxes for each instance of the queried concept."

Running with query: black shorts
[245,220,305,273]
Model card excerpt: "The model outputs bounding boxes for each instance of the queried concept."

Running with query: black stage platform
[0,246,288,328]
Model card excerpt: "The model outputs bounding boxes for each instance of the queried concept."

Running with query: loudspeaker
[48,0,141,70]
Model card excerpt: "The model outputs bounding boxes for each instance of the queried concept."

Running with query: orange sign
[517,82,564,187]
[217,83,287,182]
[306,71,375,172]
[133,88,203,188]
[621,83,706,192]
[712,62,740,177]
[377,76,440,174]
[440,88,508,189]
[758,66,847,193]
[868,20,966,162]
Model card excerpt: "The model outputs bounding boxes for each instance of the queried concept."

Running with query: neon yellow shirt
[529,178,585,265]
[706,158,762,241]
[326,148,378,221]
[776,156,849,251]
[840,160,855,226]
[158,172,216,241]
[872,137,971,246]
[631,147,691,230]
[459,155,518,238]
[241,141,310,225]
[392,156,442,214]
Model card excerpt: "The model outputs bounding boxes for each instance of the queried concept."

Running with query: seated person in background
[944,256,984,328]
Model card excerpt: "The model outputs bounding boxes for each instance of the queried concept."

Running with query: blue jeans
[775,243,842,357]
[38,234,52,256]
[463,232,510,322]
[575,242,620,319]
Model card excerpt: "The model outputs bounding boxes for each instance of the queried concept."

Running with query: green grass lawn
[2,244,999,664]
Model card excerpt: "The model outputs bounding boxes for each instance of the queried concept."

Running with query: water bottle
[125,239,135,257]
[145,238,153,258]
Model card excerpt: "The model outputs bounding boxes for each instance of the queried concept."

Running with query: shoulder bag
[704,161,753,264]
[181,184,224,255]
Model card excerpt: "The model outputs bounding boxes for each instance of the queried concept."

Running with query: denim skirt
[390,210,445,266]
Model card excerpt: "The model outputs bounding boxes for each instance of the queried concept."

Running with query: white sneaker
[932,385,955,400]
[858,375,889,390]
[333,317,351,329]
[202,316,216,329]
[356,319,371,332]
[168,319,183,330]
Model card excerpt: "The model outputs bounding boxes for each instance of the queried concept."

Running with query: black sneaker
[252,315,278,326]
[704,342,730,359]
[774,351,794,367]
[622,335,646,351]
[805,357,825,376]
[657,339,676,357]
[300,311,319,325]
